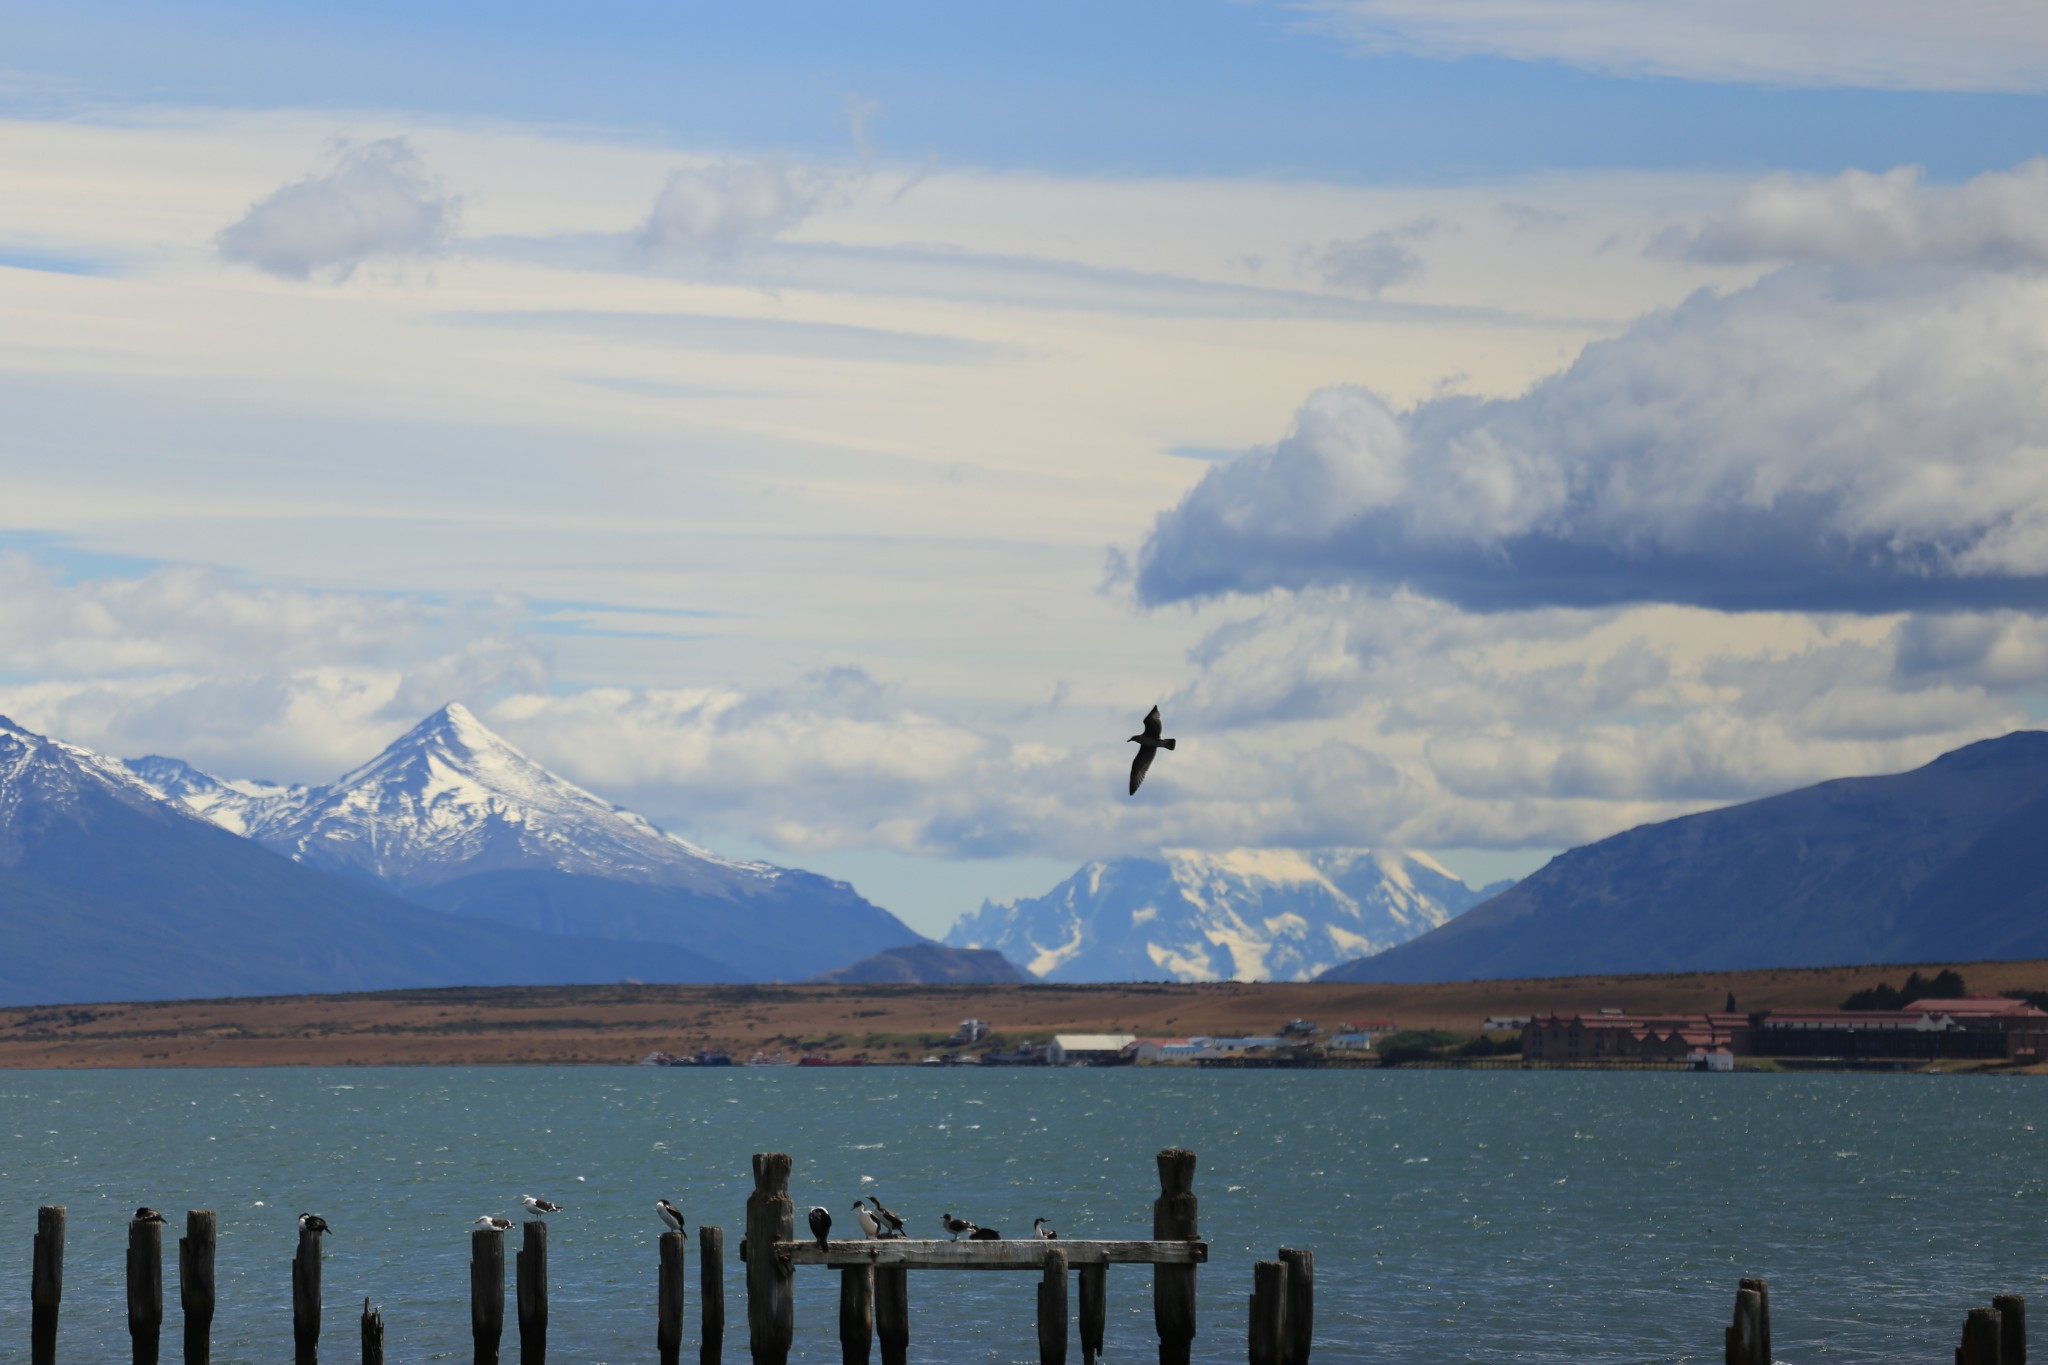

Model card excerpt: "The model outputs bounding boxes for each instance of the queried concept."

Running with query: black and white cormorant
[808,1205,833,1252]
[656,1199,686,1233]
[968,1224,1002,1240]
[1033,1218,1057,1240]
[520,1195,562,1219]
[853,1200,882,1239]
[299,1213,332,1235]
[132,1206,168,1225]
[869,1195,907,1238]
[1127,705,1176,795]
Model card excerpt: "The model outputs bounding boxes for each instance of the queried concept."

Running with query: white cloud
[1671,160,2048,269]
[1135,254,2048,613]
[636,160,826,258]
[1293,0,2048,92]
[216,136,458,280]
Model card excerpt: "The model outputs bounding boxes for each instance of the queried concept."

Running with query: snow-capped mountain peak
[947,846,1496,983]
[120,755,309,837]
[1,715,204,852]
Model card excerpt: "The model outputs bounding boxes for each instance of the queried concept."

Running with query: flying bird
[656,1200,686,1233]
[1127,705,1176,795]
[132,1207,168,1225]
[808,1205,833,1252]
[853,1200,882,1239]
[869,1195,907,1239]
[474,1216,513,1231]
[521,1196,562,1219]
[1033,1218,1058,1240]
[298,1213,332,1235]
[941,1213,974,1240]
[968,1225,1003,1241]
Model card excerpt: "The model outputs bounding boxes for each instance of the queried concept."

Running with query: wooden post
[472,1225,506,1365]
[874,1266,909,1365]
[1078,1263,1107,1365]
[180,1210,216,1365]
[1277,1247,1313,1365]
[128,1214,164,1365]
[1960,1306,2005,1365]
[839,1264,874,1365]
[294,1222,324,1365]
[32,1205,64,1365]
[659,1230,687,1365]
[1152,1148,1198,1365]
[1037,1248,1069,1365]
[744,1152,796,1365]
[699,1225,724,1365]
[517,1219,548,1365]
[361,1299,384,1365]
[1725,1286,1763,1365]
[1248,1260,1288,1365]
[1738,1276,1769,1365]
[1994,1295,2027,1365]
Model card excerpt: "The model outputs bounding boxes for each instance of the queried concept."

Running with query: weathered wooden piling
[1960,1306,2005,1365]
[1725,1285,1765,1365]
[873,1266,909,1365]
[839,1263,875,1365]
[1078,1263,1107,1365]
[1248,1260,1288,1365]
[699,1224,725,1365]
[361,1298,384,1365]
[745,1152,796,1365]
[1738,1275,1770,1365]
[294,1219,324,1365]
[1994,1295,2027,1365]
[1277,1247,1313,1365]
[472,1224,506,1365]
[129,1212,164,1365]
[517,1219,548,1365]
[180,1210,217,1365]
[32,1204,64,1365]
[1037,1247,1070,1365]
[659,1230,687,1365]
[1152,1148,1199,1365]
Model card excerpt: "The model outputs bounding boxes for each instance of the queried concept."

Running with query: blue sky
[3,1,2047,934]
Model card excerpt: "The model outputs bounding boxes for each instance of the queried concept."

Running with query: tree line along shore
[3,960,2048,1070]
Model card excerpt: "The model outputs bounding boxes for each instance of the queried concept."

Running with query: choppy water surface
[1,1068,2043,1362]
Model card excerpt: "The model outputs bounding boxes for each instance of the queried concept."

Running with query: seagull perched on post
[474,1215,513,1231]
[869,1195,907,1239]
[299,1213,332,1235]
[1127,705,1176,795]
[521,1196,562,1219]
[808,1205,833,1252]
[656,1200,686,1233]
[1033,1218,1058,1240]
[942,1213,974,1240]
[132,1207,168,1226]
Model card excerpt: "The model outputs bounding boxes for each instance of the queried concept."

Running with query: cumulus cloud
[217,137,458,281]
[636,160,826,258]
[1294,0,2048,93]
[1316,217,1439,295]
[1134,259,2048,614]
[1670,159,2048,269]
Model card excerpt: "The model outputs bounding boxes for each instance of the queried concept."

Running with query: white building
[1047,1034,1138,1066]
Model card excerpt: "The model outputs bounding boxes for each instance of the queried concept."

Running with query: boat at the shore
[745,1051,795,1066]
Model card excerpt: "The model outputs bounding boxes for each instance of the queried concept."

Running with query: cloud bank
[217,137,458,280]
[637,160,825,258]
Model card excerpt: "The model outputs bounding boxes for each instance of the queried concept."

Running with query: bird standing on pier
[656,1200,686,1233]
[869,1195,907,1238]
[1127,705,1176,795]
[298,1213,332,1235]
[132,1207,167,1225]
[475,1216,513,1231]
[808,1205,832,1252]
[853,1200,882,1239]
[520,1196,562,1219]
[1033,1218,1057,1240]
[942,1213,974,1240]
[968,1224,1003,1240]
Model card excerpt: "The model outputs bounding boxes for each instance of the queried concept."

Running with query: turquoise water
[1,1068,2043,1362]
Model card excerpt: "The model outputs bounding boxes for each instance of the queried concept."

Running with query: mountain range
[948,847,1501,982]
[1323,730,2048,983]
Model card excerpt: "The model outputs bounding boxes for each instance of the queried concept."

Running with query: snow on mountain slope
[2,714,191,843]
[158,703,778,892]
[946,848,1498,982]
